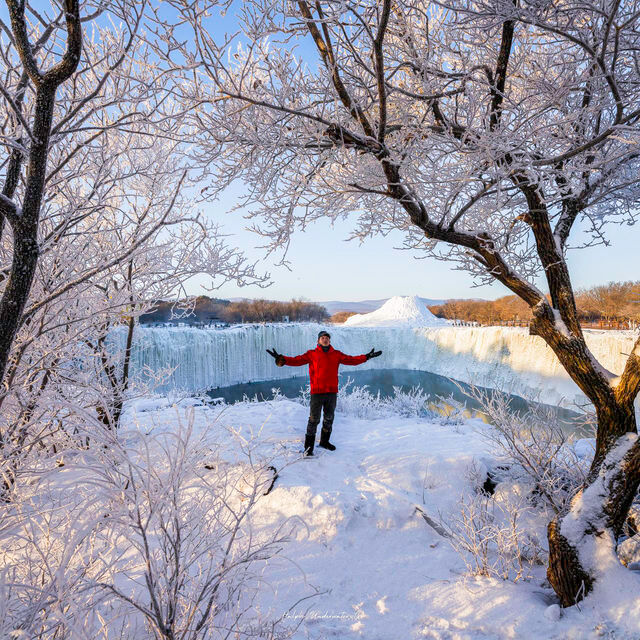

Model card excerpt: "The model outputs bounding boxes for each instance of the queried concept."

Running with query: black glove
[266,348,286,367]
[365,348,382,360]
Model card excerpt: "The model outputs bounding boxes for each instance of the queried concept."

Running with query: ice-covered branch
[0,193,20,226]
[297,0,375,139]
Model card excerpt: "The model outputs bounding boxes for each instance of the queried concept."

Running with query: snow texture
[117,398,640,639]
[343,295,449,327]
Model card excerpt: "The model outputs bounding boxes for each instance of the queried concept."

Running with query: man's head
[317,330,331,347]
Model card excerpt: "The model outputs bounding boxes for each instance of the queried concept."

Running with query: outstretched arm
[338,353,367,366]
[283,352,312,366]
[267,348,311,367]
[338,348,382,366]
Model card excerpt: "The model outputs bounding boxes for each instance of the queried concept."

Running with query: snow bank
[344,295,448,327]
[116,398,640,639]
[126,324,637,409]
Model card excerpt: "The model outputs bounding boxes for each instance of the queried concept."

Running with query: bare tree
[578,281,640,324]
[429,296,533,325]
[0,3,267,497]
[174,0,640,605]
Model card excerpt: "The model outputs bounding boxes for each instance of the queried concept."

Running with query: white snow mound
[344,295,448,328]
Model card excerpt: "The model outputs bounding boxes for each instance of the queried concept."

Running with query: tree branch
[20,171,189,323]
[0,193,21,226]
[532,107,640,167]
[5,0,43,85]
[42,0,82,87]
[489,7,515,131]
[297,0,375,138]
[374,0,392,143]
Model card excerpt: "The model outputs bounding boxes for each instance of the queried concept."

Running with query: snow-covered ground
[344,295,448,327]
[115,395,640,639]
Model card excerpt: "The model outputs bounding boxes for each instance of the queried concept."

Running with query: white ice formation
[344,295,448,327]
[125,322,638,409]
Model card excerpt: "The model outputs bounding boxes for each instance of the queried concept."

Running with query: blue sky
[193,190,638,302]
[189,4,638,303]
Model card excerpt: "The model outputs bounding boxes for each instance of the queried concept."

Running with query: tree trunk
[113,313,136,428]
[527,305,640,605]
[0,0,82,394]
[547,518,593,606]
[547,426,640,606]
[593,398,638,471]
[0,233,40,389]
[0,85,56,392]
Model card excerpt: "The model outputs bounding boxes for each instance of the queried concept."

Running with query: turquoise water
[207,368,586,432]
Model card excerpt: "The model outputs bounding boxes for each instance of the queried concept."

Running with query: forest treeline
[144,283,639,326]
[428,281,640,326]
[140,297,329,324]
[219,298,329,323]
[140,297,231,324]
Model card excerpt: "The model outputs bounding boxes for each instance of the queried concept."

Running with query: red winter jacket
[283,345,367,394]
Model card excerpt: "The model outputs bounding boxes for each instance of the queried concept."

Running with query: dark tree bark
[547,518,594,606]
[0,0,82,395]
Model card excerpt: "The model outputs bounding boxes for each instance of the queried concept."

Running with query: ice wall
[128,324,637,408]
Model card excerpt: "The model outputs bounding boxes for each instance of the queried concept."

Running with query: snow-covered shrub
[268,387,288,403]
[383,385,431,418]
[0,455,119,639]
[298,379,389,419]
[465,386,588,514]
[444,489,543,582]
[299,380,437,420]
[235,387,289,405]
[297,384,310,407]
[337,382,387,419]
[0,409,305,639]
[92,409,302,639]
[430,394,469,426]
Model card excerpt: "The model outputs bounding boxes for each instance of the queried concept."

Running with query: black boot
[303,434,315,457]
[318,434,336,451]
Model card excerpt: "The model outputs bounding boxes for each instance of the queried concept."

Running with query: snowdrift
[344,295,448,327]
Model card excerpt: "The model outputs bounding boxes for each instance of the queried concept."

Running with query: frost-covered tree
[174,0,640,605]
[0,2,265,492]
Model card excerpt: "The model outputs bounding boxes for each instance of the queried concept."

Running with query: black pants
[306,393,337,440]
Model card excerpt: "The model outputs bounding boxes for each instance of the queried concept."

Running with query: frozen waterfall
[127,324,637,409]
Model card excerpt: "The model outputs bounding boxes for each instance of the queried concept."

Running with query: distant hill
[139,296,231,325]
[318,297,446,316]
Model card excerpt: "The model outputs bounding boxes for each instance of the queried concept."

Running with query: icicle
[127,324,636,409]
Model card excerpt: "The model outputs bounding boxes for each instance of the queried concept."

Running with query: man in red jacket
[267,331,381,456]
